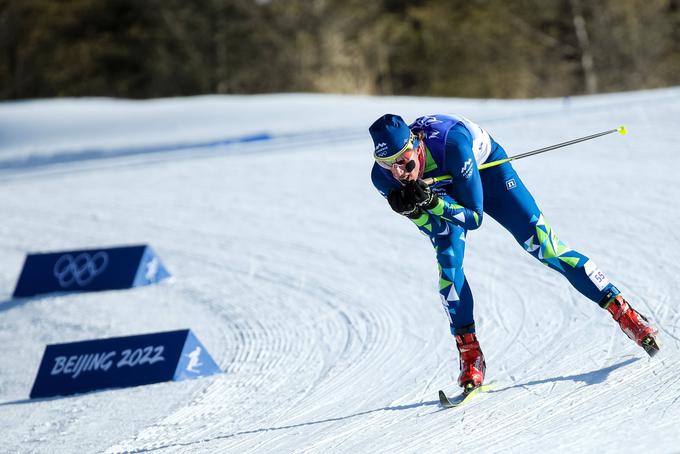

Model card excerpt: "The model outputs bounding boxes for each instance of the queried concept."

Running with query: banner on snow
[12,244,170,298]
[30,329,221,399]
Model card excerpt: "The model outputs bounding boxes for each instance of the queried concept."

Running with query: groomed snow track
[1,90,679,453]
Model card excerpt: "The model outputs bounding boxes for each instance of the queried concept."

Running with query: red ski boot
[455,333,486,393]
[605,295,660,356]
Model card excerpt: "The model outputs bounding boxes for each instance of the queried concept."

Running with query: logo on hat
[369,113,411,159]
[374,142,389,157]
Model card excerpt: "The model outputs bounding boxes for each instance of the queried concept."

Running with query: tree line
[1,0,678,100]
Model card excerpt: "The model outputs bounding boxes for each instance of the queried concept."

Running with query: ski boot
[455,331,486,394]
[604,295,660,357]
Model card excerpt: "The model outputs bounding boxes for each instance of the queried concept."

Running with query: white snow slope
[1,89,679,454]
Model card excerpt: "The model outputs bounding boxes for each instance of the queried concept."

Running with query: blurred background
[1,0,678,101]
[2,3,680,452]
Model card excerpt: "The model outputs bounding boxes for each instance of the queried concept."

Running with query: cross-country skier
[369,113,660,393]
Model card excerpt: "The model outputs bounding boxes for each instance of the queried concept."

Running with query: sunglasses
[375,134,420,170]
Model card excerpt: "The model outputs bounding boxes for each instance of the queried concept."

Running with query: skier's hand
[406,180,439,210]
[388,187,420,218]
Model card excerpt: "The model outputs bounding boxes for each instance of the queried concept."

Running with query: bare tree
[569,0,598,94]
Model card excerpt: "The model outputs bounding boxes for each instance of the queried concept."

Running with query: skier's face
[390,141,422,182]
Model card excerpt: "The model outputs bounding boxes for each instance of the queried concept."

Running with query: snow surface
[1,88,680,453]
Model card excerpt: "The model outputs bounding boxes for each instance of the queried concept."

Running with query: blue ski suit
[371,114,619,335]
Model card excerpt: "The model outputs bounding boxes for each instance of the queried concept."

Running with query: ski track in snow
[0,89,679,453]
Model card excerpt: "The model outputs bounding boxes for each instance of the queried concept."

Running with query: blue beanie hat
[369,114,412,160]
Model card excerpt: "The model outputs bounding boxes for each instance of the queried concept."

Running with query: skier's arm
[430,127,484,230]
[426,193,482,231]
[371,165,452,237]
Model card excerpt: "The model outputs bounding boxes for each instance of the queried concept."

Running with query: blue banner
[30,329,221,399]
[13,244,170,298]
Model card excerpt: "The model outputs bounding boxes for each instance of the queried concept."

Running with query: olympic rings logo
[53,252,109,288]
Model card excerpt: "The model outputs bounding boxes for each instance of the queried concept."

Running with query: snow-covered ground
[1,88,679,453]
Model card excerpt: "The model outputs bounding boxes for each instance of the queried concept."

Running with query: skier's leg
[480,150,659,354]
[480,145,617,305]
[433,227,486,387]
[433,227,475,334]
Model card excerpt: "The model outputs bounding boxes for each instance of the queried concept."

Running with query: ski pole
[423,126,627,186]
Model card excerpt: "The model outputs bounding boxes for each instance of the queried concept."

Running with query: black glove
[405,180,439,210]
[388,187,420,218]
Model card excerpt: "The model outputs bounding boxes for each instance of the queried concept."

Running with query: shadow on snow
[101,357,642,452]
[492,356,640,393]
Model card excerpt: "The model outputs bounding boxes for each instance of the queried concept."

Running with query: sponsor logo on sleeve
[461,159,473,179]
